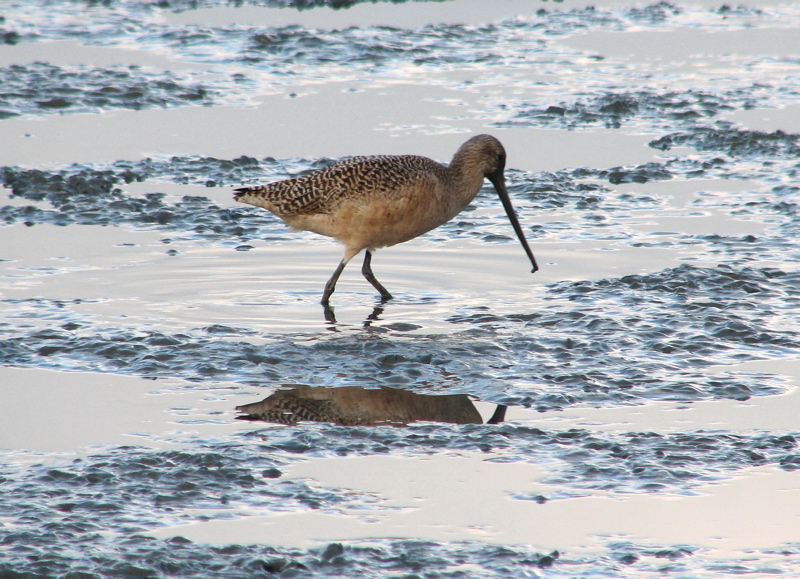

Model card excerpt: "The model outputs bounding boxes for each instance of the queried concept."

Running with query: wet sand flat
[2,0,800,576]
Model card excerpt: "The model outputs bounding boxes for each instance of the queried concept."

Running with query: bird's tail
[233,185,273,210]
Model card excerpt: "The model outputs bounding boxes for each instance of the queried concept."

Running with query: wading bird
[234,134,538,305]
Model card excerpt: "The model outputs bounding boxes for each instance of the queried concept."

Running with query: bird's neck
[445,155,487,210]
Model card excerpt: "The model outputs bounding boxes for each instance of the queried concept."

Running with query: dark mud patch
[650,126,800,159]
[1,320,786,408]
[0,158,613,248]
[0,529,562,579]
[0,425,798,576]
[235,22,549,74]
[3,153,790,261]
[82,0,453,11]
[500,81,800,132]
[0,2,749,78]
[170,1,733,73]
[500,89,800,174]
[1,531,798,578]
[2,264,797,408]
[242,423,800,491]
[0,63,244,119]
[500,88,766,131]
[0,9,583,74]
[0,157,290,242]
[578,157,714,184]
[0,442,373,577]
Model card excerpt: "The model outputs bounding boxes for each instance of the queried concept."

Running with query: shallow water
[2,0,800,576]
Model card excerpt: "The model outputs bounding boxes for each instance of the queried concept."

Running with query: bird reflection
[323,302,337,325]
[236,384,507,426]
[322,301,385,327]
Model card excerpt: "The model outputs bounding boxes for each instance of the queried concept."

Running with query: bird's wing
[234,155,444,216]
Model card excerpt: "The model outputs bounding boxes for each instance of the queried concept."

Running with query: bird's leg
[362,250,393,301]
[321,260,348,305]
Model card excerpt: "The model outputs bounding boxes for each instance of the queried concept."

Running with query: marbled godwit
[234,134,538,304]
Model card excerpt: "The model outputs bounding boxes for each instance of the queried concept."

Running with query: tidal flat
[2,0,800,576]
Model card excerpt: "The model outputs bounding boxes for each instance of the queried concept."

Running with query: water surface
[2,0,800,576]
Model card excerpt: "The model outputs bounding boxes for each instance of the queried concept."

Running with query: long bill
[489,173,539,273]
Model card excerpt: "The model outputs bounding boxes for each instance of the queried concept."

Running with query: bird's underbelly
[280,196,460,250]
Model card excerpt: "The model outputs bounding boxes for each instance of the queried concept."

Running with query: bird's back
[234,154,446,217]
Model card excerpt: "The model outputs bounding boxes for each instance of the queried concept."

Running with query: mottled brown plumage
[234,134,537,304]
[235,385,484,426]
